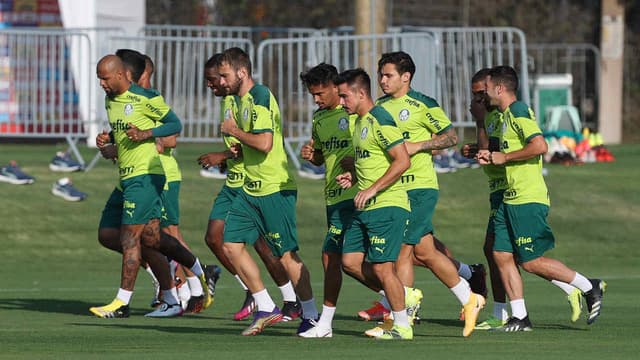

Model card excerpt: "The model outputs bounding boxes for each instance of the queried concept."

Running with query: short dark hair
[115,49,146,82]
[221,47,252,76]
[489,65,519,92]
[335,68,371,96]
[300,63,339,88]
[471,68,491,84]
[205,53,223,69]
[378,51,416,81]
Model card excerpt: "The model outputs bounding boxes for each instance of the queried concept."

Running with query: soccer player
[365,51,484,338]
[216,47,318,336]
[297,63,375,337]
[465,68,583,329]
[198,53,301,321]
[334,68,412,340]
[477,65,606,331]
[90,54,209,318]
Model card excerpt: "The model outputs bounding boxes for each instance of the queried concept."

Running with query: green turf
[0,142,639,359]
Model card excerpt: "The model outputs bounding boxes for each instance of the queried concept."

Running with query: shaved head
[97,54,129,97]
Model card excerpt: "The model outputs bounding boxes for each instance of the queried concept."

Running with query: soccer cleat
[197,273,213,309]
[203,264,221,297]
[234,291,256,320]
[241,307,283,336]
[185,295,205,314]
[145,302,184,317]
[49,151,83,172]
[374,324,413,340]
[468,264,488,298]
[298,322,333,338]
[364,318,393,337]
[462,292,485,337]
[475,316,507,330]
[358,301,391,321]
[297,317,319,335]
[497,315,533,332]
[89,299,130,318]
[281,300,302,322]
[405,287,423,326]
[568,288,583,323]
[51,177,87,201]
[0,160,35,185]
[584,279,606,325]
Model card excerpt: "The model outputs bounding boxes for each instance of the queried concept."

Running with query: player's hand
[220,116,238,136]
[336,171,353,189]
[354,187,377,210]
[462,143,479,159]
[197,152,228,169]
[489,151,507,165]
[126,123,152,142]
[229,143,242,159]
[300,139,315,161]
[340,156,355,172]
[96,129,110,148]
[155,138,164,154]
[100,143,118,163]
[476,149,492,165]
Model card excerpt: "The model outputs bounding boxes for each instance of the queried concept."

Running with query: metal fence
[527,43,600,128]
[106,35,253,142]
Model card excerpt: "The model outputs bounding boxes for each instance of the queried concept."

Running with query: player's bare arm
[489,135,547,165]
[405,127,458,155]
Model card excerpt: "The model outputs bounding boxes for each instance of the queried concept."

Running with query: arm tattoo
[419,133,457,152]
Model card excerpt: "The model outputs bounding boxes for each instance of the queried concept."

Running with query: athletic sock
[187,276,204,296]
[510,299,527,320]
[458,263,472,280]
[252,288,276,312]
[450,277,472,305]
[569,272,593,293]
[551,279,577,295]
[318,305,336,329]
[300,298,319,320]
[278,281,297,302]
[116,288,133,305]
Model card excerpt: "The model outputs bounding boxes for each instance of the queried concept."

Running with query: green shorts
[99,187,123,229]
[485,190,505,236]
[406,189,438,245]
[322,199,355,254]
[209,185,241,220]
[493,202,556,263]
[342,206,409,263]
[120,174,165,225]
[160,181,181,227]
[224,190,299,257]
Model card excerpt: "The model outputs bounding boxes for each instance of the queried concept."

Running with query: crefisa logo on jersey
[338,117,348,131]
[224,109,232,119]
[124,103,133,116]
[487,122,495,134]
[399,109,410,121]
[243,108,249,121]
[360,126,368,139]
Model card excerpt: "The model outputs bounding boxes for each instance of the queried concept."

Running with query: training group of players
[89,47,606,339]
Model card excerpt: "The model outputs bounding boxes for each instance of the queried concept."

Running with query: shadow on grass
[0,298,100,315]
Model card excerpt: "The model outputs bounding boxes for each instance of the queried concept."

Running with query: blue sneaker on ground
[298,163,325,180]
[49,151,83,172]
[297,317,320,335]
[200,166,227,179]
[449,149,480,169]
[433,153,456,174]
[0,160,35,185]
[52,177,87,201]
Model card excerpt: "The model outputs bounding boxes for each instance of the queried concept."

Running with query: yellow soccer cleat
[364,318,393,337]
[567,288,583,323]
[89,298,129,318]
[405,287,423,326]
[374,324,413,340]
[198,274,213,309]
[462,292,485,337]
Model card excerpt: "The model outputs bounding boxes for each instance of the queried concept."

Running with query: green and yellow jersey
[221,95,245,188]
[311,105,358,206]
[236,84,296,196]
[158,147,181,183]
[376,89,452,191]
[105,83,181,180]
[483,108,507,194]
[352,105,409,212]
[500,101,549,206]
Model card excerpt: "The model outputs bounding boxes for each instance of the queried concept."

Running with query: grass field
[1,142,639,359]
